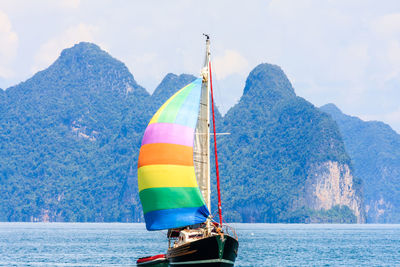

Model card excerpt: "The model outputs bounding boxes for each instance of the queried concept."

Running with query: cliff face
[305,161,365,223]
[366,197,394,222]
[219,63,364,223]
[321,103,400,223]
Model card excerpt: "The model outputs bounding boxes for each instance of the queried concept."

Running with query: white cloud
[386,108,400,125]
[371,13,400,83]
[59,0,81,9]
[32,23,98,72]
[0,10,18,78]
[126,51,165,92]
[385,40,400,80]
[213,49,249,80]
[372,13,400,37]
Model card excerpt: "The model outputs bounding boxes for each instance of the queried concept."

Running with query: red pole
[209,61,223,226]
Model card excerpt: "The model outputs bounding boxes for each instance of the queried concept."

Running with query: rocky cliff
[305,161,364,223]
[219,63,365,223]
[321,103,400,223]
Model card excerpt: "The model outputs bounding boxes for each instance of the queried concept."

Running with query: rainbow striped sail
[138,78,210,231]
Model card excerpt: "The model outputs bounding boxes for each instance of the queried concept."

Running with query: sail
[194,71,211,210]
[138,78,210,231]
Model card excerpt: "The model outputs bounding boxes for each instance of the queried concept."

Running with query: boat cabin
[174,229,205,247]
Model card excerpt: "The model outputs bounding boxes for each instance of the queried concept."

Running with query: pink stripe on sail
[141,123,194,147]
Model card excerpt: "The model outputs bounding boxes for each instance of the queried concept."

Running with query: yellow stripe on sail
[148,83,193,125]
[138,164,198,191]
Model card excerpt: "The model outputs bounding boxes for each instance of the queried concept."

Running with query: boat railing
[210,213,238,240]
[221,224,238,240]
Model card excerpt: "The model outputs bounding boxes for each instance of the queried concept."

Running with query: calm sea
[0,223,399,266]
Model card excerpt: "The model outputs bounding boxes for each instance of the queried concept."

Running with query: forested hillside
[0,42,364,222]
[216,64,363,223]
[321,104,400,223]
[0,43,149,221]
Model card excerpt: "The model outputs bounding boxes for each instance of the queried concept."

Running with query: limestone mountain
[0,42,365,223]
[0,42,149,222]
[218,64,365,223]
[321,103,400,223]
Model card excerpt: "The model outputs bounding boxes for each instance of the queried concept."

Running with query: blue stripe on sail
[144,205,210,231]
[174,78,202,128]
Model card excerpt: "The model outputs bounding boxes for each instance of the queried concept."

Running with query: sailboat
[136,35,239,267]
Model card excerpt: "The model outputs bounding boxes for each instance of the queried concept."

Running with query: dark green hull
[167,234,239,266]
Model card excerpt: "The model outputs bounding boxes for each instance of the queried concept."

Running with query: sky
[1,0,400,132]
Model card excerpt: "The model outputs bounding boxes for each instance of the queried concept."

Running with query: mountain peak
[158,73,196,87]
[320,103,343,115]
[153,73,197,95]
[48,42,145,95]
[55,42,125,72]
[60,42,103,56]
[243,63,295,98]
[150,73,196,112]
[6,42,148,100]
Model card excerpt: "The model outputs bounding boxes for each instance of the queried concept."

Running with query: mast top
[201,34,211,80]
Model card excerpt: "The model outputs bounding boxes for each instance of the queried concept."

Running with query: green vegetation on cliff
[0,43,361,223]
[285,205,357,223]
[321,103,400,223]
[0,43,149,221]
[216,64,358,223]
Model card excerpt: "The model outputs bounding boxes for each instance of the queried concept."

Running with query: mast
[194,35,211,211]
[195,34,223,226]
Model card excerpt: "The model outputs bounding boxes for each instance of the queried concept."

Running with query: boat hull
[167,234,238,266]
[137,261,168,267]
[137,254,169,266]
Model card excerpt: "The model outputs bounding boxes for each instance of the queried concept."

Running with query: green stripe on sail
[156,83,195,123]
[139,187,205,214]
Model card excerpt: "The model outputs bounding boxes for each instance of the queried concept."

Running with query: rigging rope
[209,60,223,226]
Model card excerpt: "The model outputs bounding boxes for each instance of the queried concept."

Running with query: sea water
[0,223,399,266]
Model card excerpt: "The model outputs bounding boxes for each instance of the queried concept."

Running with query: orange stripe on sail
[138,143,193,168]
